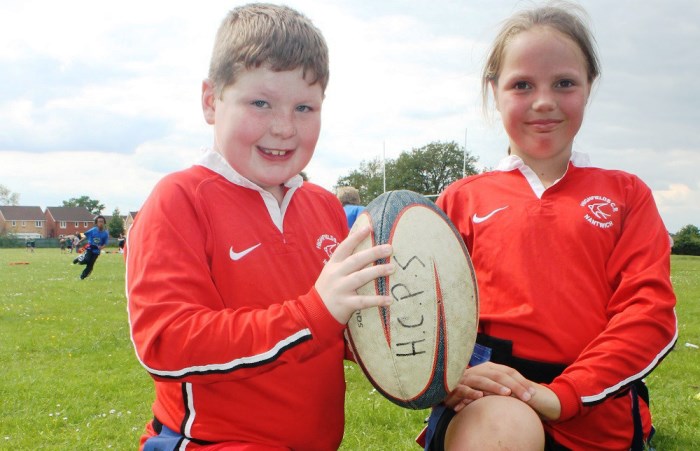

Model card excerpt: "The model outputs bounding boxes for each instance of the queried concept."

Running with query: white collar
[495,151,591,171]
[195,148,303,232]
[196,148,304,190]
[494,151,591,198]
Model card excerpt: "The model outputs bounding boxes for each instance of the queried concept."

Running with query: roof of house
[45,206,95,222]
[103,215,127,223]
[0,206,45,221]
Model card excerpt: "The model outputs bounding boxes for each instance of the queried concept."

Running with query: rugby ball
[346,190,478,410]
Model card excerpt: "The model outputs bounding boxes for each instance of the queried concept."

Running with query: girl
[426,2,677,450]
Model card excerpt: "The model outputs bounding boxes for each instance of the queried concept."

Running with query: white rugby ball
[346,190,478,410]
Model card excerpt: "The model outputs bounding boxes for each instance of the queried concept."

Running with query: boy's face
[202,66,323,195]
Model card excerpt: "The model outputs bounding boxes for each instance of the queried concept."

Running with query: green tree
[336,141,479,204]
[392,141,479,196]
[0,184,20,206]
[672,224,700,256]
[62,196,105,215]
[336,157,388,204]
[107,208,125,238]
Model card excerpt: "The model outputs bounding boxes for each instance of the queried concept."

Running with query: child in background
[426,2,677,450]
[126,4,393,450]
[337,186,366,228]
[73,215,108,280]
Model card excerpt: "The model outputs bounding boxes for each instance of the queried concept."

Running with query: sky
[1,0,698,233]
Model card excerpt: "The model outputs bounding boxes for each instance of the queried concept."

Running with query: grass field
[0,249,698,450]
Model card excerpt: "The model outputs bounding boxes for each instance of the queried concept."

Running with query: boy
[73,215,109,280]
[126,4,393,450]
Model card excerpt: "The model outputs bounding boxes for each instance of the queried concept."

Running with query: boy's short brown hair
[208,3,329,98]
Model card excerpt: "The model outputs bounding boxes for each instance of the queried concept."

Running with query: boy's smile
[202,66,324,202]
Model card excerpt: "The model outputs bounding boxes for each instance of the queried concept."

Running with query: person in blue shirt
[73,215,109,280]
[337,186,365,228]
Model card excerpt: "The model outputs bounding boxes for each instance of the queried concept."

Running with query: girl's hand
[315,226,394,324]
[525,384,561,421]
[445,362,537,412]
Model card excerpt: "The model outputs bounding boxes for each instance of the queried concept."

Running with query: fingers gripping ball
[346,190,479,409]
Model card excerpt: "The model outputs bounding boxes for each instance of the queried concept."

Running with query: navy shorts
[144,418,216,451]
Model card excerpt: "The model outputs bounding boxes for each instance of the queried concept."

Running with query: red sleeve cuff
[546,376,581,422]
[298,287,346,348]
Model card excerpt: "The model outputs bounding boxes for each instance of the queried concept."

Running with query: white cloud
[653,184,700,231]
[1,0,699,234]
[655,184,692,204]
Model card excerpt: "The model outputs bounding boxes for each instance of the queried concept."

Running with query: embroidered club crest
[316,234,339,263]
[580,195,619,229]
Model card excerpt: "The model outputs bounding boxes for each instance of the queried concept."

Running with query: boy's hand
[315,226,394,324]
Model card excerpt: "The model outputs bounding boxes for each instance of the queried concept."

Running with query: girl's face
[201,66,323,201]
[493,26,591,165]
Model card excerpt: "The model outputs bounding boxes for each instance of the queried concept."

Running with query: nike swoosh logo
[472,206,508,224]
[229,243,261,261]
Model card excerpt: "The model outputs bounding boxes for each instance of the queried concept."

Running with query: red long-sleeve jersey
[126,149,349,449]
[437,153,677,450]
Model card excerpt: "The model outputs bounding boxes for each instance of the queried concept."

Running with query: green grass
[1,249,698,450]
[0,248,153,449]
[644,255,700,449]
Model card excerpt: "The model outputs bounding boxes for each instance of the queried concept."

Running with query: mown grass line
[1,249,697,449]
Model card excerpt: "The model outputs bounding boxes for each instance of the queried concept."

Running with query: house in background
[0,206,46,239]
[103,213,128,238]
[124,211,139,234]
[44,206,95,238]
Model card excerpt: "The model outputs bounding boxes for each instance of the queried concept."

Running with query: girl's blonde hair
[481,1,600,111]
[208,3,329,98]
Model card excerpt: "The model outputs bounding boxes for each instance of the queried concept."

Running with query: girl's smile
[493,25,591,181]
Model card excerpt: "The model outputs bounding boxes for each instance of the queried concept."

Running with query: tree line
[673,225,700,256]
[333,141,700,256]
[336,140,480,202]
[3,149,700,254]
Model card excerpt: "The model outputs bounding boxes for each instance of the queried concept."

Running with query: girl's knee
[444,396,544,450]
